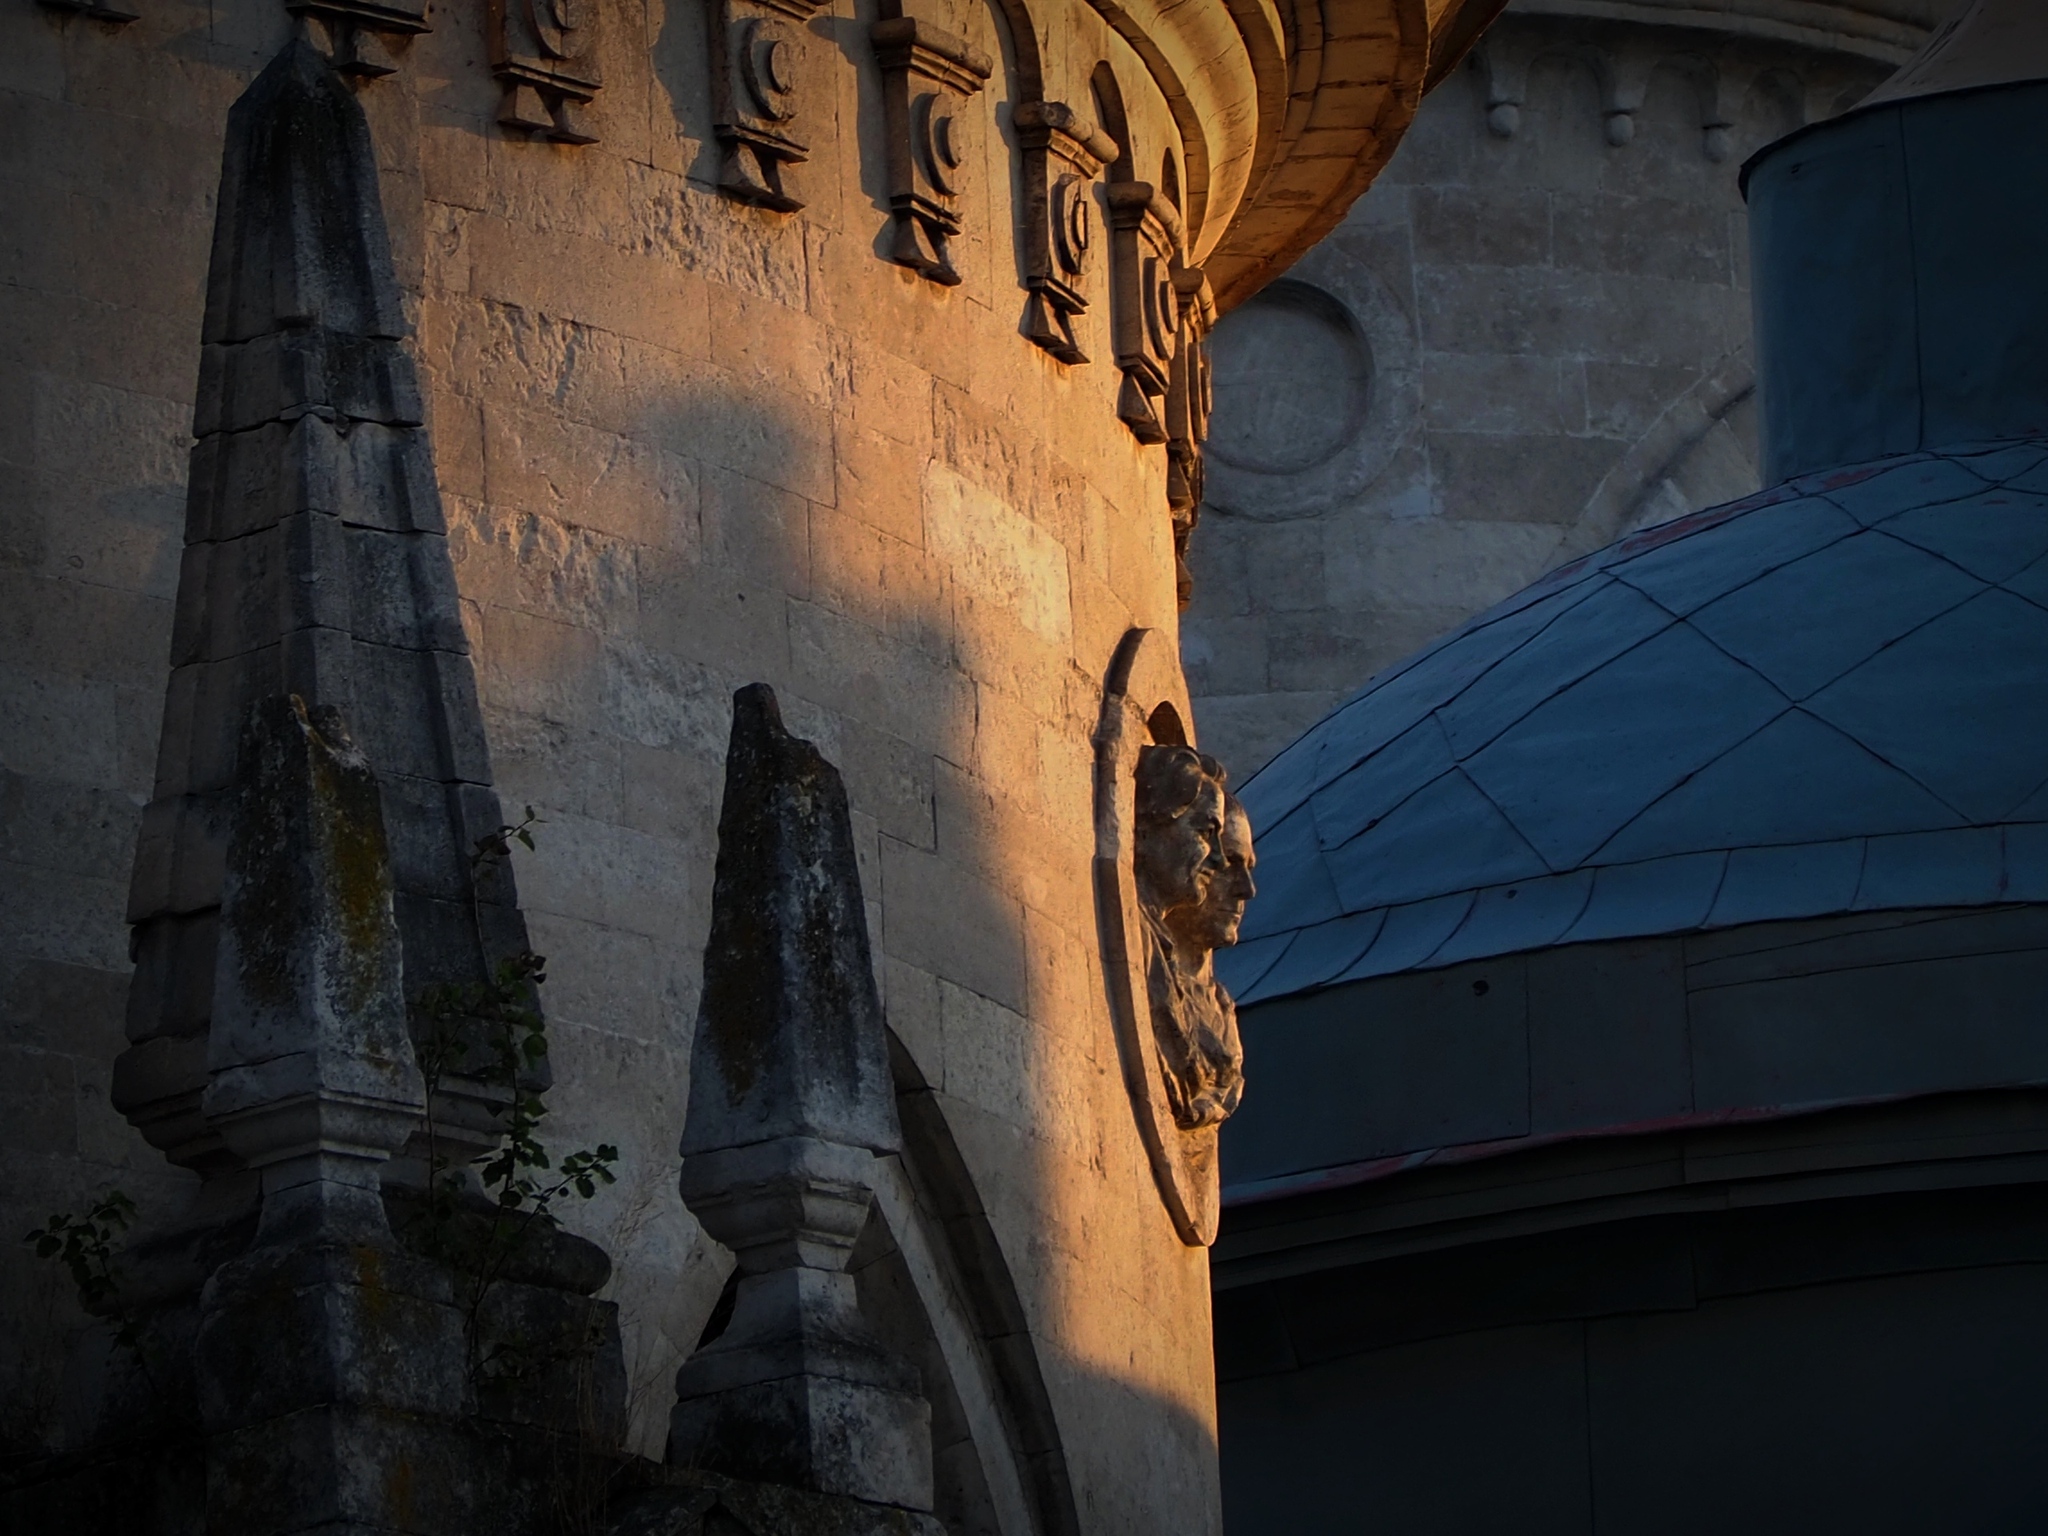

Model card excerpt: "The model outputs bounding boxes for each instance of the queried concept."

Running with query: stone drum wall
[0,0,1492,1525]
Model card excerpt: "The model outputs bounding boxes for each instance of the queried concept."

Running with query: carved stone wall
[1180,0,1954,781]
[0,0,1498,1524]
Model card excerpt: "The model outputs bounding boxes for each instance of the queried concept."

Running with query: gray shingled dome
[1221,439,2048,1008]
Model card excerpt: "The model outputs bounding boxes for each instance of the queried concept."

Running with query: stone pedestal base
[668,1368,932,1511]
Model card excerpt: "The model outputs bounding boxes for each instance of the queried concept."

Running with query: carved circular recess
[741,20,801,121]
[1207,280,1370,475]
[1052,174,1092,276]
[1202,246,1419,521]
[914,93,965,195]
[525,0,578,58]
[1143,255,1179,360]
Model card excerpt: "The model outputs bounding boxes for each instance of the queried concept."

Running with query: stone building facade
[0,0,1501,1524]
[1181,0,1949,779]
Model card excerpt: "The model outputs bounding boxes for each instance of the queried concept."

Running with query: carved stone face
[1133,746,1228,920]
[1181,797,1254,950]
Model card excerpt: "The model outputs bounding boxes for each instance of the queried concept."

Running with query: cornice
[1504,0,1944,65]
[1202,0,1512,312]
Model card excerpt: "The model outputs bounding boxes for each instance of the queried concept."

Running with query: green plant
[24,1190,137,1337]
[410,810,619,1381]
[25,1189,135,1309]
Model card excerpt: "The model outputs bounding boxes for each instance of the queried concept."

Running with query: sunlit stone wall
[0,0,1482,1520]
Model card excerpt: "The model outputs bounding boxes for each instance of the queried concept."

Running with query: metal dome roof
[1221,438,2048,1008]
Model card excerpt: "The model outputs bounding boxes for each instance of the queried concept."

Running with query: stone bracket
[286,0,429,79]
[490,0,602,144]
[1107,181,1184,444]
[1474,19,1752,159]
[873,16,993,286]
[1164,260,1214,606]
[1016,100,1118,363]
[711,0,830,211]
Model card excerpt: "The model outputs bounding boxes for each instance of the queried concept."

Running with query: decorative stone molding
[710,0,830,210]
[287,0,430,79]
[1094,628,1252,1247]
[1165,262,1214,606]
[1202,248,1419,522]
[1474,28,1657,146]
[1016,101,1119,363]
[490,0,601,144]
[872,16,993,286]
[1470,6,1926,159]
[1107,182,1184,444]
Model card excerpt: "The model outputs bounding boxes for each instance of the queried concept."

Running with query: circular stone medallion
[1206,280,1372,476]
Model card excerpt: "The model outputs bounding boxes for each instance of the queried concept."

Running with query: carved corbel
[711,0,829,210]
[1015,101,1118,363]
[1679,58,1739,161]
[1594,44,1654,147]
[1164,261,1213,607]
[872,17,993,286]
[286,0,429,77]
[490,0,601,144]
[1106,182,1183,444]
[1471,30,1531,137]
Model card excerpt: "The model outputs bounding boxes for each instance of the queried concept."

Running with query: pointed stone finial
[118,33,533,1189]
[681,683,899,1159]
[205,695,423,1248]
[670,685,931,1511]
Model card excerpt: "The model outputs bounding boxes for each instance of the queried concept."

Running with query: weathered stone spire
[192,694,473,1536]
[670,684,932,1511]
[117,33,530,1179]
[681,684,899,1160]
[204,695,425,1250]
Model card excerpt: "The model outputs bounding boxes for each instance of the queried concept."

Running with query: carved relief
[1165,260,1214,606]
[711,0,828,210]
[1094,627,1255,1245]
[490,0,601,144]
[1106,182,1183,443]
[1016,101,1118,362]
[873,17,993,286]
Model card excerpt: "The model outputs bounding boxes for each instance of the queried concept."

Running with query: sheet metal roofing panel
[1222,441,2048,1008]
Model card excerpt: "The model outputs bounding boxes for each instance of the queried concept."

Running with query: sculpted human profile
[1091,627,1256,1245]
[1133,745,1253,1130]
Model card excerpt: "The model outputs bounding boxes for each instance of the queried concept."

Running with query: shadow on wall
[4,13,1225,1529]
[430,206,1200,1523]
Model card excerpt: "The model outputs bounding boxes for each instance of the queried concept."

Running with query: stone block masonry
[1182,2,1949,782]
[0,0,1500,1525]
